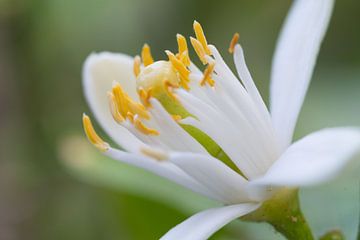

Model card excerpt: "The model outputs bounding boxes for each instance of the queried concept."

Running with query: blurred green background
[0,0,359,239]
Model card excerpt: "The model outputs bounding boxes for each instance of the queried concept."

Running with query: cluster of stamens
[83,20,240,152]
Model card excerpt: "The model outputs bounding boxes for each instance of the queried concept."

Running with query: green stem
[241,188,314,240]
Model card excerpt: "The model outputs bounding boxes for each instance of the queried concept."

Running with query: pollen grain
[82,113,109,151]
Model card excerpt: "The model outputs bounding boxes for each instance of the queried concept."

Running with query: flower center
[136,60,190,118]
[83,21,244,175]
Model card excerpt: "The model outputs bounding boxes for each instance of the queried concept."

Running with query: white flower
[81,0,360,239]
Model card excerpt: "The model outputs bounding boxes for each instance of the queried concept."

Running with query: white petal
[83,52,144,152]
[177,89,272,179]
[169,152,253,204]
[148,99,208,153]
[254,128,360,186]
[270,0,335,149]
[233,44,272,129]
[160,203,260,240]
[105,147,217,200]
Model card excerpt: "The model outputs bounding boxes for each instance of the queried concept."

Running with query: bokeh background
[0,0,359,239]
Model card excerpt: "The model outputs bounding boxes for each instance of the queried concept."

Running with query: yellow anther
[193,20,211,55]
[177,51,190,68]
[141,43,154,66]
[127,112,134,123]
[134,118,159,135]
[172,114,182,122]
[176,34,190,66]
[82,114,109,151]
[228,32,240,54]
[190,37,207,65]
[179,76,190,90]
[140,147,168,161]
[112,83,129,118]
[108,92,125,123]
[201,62,216,87]
[126,96,150,120]
[112,83,149,120]
[164,80,178,100]
[133,55,141,77]
[165,50,190,82]
[138,87,152,108]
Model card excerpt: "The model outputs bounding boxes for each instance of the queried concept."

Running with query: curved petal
[270,0,335,149]
[233,44,272,129]
[169,152,255,204]
[160,203,260,240]
[253,128,360,187]
[105,147,217,200]
[83,52,143,151]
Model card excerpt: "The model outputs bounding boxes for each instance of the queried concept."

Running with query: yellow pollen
[134,118,159,135]
[126,112,135,123]
[112,83,129,118]
[126,96,150,120]
[177,51,190,67]
[141,43,154,66]
[108,92,125,123]
[82,114,109,151]
[165,50,190,90]
[164,80,178,100]
[176,34,190,66]
[140,147,168,161]
[190,37,207,65]
[172,114,182,122]
[133,55,141,77]
[193,20,211,55]
[112,83,150,120]
[138,87,152,108]
[228,32,240,54]
[201,62,216,87]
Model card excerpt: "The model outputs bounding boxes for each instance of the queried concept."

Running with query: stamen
[228,32,240,54]
[172,114,182,122]
[165,50,190,90]
[82,113,109,151]
[176,34,190,66]
[140,147,168,161]
[108,92,125,123]
[138,87,152,108]
[126,112,134,123]
[190,37,207,65]
[134,117,159,135]
[112,83,129,118]
[166,50,190,77]
[133,55,141,77]
[177,51,190,67]
[141,43,154,66]
[112,83,150,120]
[193,20,211,55]
[164,80,178,100]
[201,62,216,87]
[126,96,150,120]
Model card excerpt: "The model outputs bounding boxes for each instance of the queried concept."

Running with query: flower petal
[270,0,335,149]
[253,128,360,186]
[105,147,217,200]
[83,52,143,152]
[160,203,260,240]
[233,44,272,129]
[169,152,255,204]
